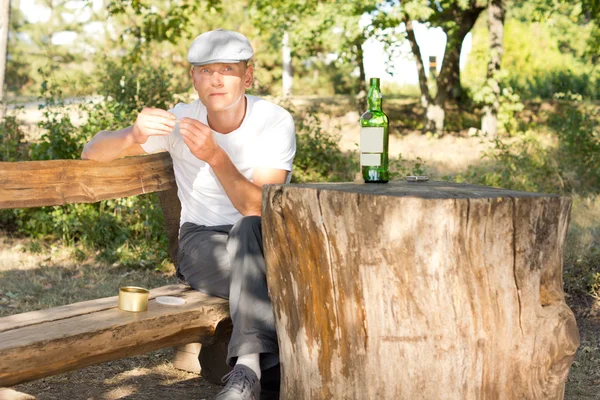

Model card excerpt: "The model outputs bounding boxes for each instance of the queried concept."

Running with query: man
[82,29,296,400]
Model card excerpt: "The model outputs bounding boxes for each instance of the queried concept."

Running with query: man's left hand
[179,118,221,165]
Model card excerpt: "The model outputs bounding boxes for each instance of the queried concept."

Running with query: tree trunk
[406,18,445,135]
[481,0,505,138]
[355,35,366,111]
[405,19,432,108]
[263,181,579,400]
[282,31,293,98]
[0,0,10,112]
[436,7,484,107]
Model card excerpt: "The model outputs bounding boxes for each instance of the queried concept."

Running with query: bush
[291,107,358,182]
[0,113,27,161]
[2,60,180,269]
[454,98,599,195]
[550,99,600,193]
[464,19,599,100]
[456,131,560,193]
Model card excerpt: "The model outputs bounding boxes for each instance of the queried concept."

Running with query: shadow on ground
[13,348,222,400]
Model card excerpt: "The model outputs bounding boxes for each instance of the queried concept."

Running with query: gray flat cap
[187,29,254,66]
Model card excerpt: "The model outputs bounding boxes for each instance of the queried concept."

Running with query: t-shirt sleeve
[255,112,296,172]
[139,107,176,154]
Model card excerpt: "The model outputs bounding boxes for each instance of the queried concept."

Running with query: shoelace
[221,367,258,394]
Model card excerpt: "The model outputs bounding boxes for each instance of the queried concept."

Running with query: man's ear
[244,65,254,89]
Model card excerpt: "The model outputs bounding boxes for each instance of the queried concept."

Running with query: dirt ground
[12,349,222,400]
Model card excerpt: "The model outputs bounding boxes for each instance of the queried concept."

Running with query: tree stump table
[262,181,579,400]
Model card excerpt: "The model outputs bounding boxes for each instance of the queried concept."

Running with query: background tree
[379,0,486,134]
[0,0,10,109]
[481,0,505,137]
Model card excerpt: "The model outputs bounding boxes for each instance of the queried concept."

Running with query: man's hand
[131,107,177,145]
[180,118,221,165]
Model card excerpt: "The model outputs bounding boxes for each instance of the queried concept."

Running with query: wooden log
[172,342,202,374]
[156,186,182,264]
[0,152,175,209]
[0,388,35,400]
[0,284,229,387]
[262,181,580,400]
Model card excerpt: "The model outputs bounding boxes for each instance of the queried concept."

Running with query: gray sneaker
[216,364,261,400]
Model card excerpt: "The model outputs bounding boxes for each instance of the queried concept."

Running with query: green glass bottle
[360,77,389,183]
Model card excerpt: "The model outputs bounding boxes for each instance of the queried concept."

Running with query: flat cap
[187,29,254,66]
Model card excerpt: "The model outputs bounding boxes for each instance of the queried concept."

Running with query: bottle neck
[367,84,382,111]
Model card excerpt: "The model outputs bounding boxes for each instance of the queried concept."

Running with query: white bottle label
[361,153,381,166]
[360,127,384,153]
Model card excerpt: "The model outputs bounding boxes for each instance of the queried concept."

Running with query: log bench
[0,153,231,392]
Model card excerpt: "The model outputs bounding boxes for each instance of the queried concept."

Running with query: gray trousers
[177,216,279,370]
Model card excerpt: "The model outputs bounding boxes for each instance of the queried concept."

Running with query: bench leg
[172,343,202,374]
[0,388,36,399]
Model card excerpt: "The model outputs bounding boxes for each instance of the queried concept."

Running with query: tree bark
[481,0,505,138]
[436,7,484,107]
[355,34,367,111]
[0,0,10,111]
[405,18,432,107]
[405,19,445,135]
[282,30,293,98]
[263,181,579,400]
[0,153,176,209]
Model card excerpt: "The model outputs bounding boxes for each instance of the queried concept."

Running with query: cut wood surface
[0,152,175,209]
[0,284,229,387]
[262,181,580,400]
[0,284,187,332]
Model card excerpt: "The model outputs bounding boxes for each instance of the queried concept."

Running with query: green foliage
[98,58,182,116]
[471,71,526,135]
[549,97,600,192]
[464,17,599,100]
[294,60,360,96]
[2,59,181,269]
[455,130,561,193]
[389,155,428,180]
[452,97,600,195]
[30,60,183,162]
[0,113,27,161]
[29,74,88,161]
[6,0,102,97]
[292,107,358,182]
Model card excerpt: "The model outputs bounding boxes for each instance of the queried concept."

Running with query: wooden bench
[0,153,231,390]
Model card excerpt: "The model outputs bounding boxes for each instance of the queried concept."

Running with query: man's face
[190,62,253,112]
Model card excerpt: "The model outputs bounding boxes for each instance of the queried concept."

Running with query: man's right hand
[131,107,177,144]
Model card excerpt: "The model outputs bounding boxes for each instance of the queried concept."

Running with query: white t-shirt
[141,95,296,227]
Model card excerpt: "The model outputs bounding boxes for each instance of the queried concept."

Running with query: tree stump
[262,181,579,400]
